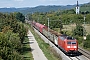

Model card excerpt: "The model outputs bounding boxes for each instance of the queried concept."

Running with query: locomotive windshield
[67,42,76,44]
[59,35,75,40]
[67,36,75,40]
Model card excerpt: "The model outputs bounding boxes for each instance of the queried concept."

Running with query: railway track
[67,47,90,60]
[78,47,90,59]
[69,56,81,60]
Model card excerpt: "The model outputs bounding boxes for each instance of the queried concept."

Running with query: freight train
[32,21,78,55]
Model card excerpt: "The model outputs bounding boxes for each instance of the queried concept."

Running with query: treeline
[81,2,90,7]
[0,12,27,60]
[27,10,90,26]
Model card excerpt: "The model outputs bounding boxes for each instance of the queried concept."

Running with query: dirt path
[27,30,47,60]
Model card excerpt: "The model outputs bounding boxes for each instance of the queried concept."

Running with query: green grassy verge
[22,36,33,60]
[28,25,62,60]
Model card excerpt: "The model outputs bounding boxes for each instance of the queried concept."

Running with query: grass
[54,24,90,35]
[22,36,33,60]
[28,24,62,60]
[83,24,90,35]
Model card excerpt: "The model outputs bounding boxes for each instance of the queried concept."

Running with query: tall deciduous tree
[72,25,86,36]
[15,12,25,23]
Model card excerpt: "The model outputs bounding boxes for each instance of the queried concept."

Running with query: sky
[0,0,90,8]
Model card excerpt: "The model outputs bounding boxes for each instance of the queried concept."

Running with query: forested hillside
[0,2,89,14]
[80,2,90,12]
[0,5,75,14]
[20,5,76,14]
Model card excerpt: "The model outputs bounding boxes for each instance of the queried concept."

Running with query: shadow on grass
[22,46,32,60]
[22,40,33,60]
[23,46,31,52]
[24,56,31,60]
[23,41,34,44]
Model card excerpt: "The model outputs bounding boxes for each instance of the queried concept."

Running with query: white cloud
[14,0,24,2]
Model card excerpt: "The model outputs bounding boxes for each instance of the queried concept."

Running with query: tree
[15,12,25,23]
[16,22,27,43]
[0,12,27,60]
[0,31,23,60]
[84,34,90,48]
[73,25,86,36]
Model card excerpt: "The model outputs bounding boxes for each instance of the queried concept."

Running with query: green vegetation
[84,34,90,51]
[80,2,90,12]
[22,36,33,60]
[28,24,62,60]
[15,12,25,23]
[0,31,23,60]
[73,25,84,36]
[0,12,31,60]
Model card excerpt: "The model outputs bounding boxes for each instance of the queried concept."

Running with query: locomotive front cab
[65,36,78,54]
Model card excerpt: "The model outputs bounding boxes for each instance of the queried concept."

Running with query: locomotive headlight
[67,46,70,48]
[74,46,76,48]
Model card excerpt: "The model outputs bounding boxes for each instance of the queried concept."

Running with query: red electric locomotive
[58,35,78,54]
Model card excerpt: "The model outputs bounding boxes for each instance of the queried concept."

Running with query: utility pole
[37,17,39,23]
[83,11,86,47]
[83,13,86,36]
[47,18,50,44]
[59,20,63,33]
[48,18,49,37]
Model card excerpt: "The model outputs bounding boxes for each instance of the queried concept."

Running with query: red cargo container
[35,23,45,33]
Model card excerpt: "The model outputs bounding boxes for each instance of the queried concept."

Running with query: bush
[84,41,90,48]
[73,25,85,36]
[84,34,90,48]
[0,31,23,60]
[0,12,27,60]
